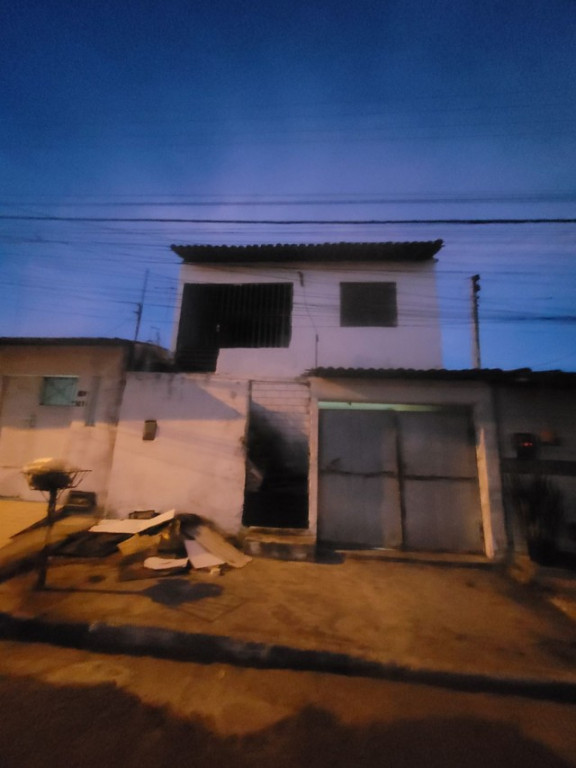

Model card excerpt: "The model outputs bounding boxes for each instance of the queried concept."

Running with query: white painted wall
[308,377,507,558]
[105,374,249,532]
[174,261,442,377]
[0,345,127,503]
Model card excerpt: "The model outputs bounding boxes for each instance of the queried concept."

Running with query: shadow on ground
[38,578,224,608]
[0,676,572,768]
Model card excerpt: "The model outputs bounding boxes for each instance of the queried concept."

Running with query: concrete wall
[105,374,249,532]
[0,346,127,503]
[174,261,442,376]
[309,377,507,558]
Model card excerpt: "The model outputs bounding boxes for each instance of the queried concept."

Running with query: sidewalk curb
[1,611,576,703]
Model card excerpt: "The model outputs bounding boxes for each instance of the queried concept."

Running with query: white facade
[174,259,442,377]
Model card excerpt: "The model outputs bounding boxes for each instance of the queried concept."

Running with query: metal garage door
[318,409,402,548]
[318,406,483,553]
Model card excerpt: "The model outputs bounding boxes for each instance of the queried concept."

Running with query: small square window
[340,282,397,327]
[40,376,78,406]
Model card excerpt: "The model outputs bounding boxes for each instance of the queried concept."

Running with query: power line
[2,193,576,207]
[1,215,575,225]
[2,189,574,201]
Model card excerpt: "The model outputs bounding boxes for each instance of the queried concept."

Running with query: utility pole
[133,269,149,343]
[470,274,481,369]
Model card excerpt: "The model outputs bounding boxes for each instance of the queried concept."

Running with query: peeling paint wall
[0,346,127,503]
[106,374,249,532]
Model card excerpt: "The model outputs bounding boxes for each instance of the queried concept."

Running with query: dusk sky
[1,0,575,370]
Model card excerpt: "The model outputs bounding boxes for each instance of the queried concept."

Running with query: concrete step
[243,527,317,562]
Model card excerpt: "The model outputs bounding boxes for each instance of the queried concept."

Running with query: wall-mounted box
[513,432,538,460]
[143,419,158,441]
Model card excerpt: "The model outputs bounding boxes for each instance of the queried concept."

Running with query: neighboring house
[0,338,167,505]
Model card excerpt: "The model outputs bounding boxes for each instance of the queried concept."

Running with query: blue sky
[1,0,575,369]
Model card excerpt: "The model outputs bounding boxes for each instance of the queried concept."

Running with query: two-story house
[155,241,504,558]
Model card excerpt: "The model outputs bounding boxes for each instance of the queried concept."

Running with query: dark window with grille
[340,282,397,327]
[176,283,293,371]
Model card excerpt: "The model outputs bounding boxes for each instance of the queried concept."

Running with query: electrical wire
[2,215,575,224]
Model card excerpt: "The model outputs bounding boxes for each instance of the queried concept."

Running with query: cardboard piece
[185,539,225,569]
[192,524,252,569]
[118,533,162,557]
[90,509,175,535]
[50,531,131,557]
[143,556,189,571]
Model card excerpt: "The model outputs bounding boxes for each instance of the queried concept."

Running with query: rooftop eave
[0,336,139,348]
[171,241,443,264]
[308,367,576,387]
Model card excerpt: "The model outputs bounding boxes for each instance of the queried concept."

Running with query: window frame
[339,281,398,328]
[39,376,79,406]
[176,281,294,371]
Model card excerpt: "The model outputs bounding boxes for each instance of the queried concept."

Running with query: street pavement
[2,640,576,768]
[1,499,576,700]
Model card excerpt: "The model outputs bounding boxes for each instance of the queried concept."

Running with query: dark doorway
[242,408,308,529]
